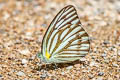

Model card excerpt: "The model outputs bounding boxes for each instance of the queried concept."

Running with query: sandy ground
[0,0,120,80]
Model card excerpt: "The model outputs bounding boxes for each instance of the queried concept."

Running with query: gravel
[16,71,25,76]
[22,59,28,64]
[0,0,120,80]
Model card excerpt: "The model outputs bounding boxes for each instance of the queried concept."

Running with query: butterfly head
[37,52,46,62]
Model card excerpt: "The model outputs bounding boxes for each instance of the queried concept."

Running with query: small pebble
[99,21,107,26]
[80,57,87,61]
[38,35,43,43]
[112,63,119,67]
[16,71,25,76]
[24,78,28,80]
[82,70,89,72]
[0,75,2,77]
[28,20,34,27]
[88,74,94,79]
[117,58,120,62]
[118,50,120,56]
[101,53,107,57]
[3,12,10,20]
[19,49,30,55]
[74,64,81,68]
[25,32,32,36]
[61,72,65,75]
[115,2,120,13]
[40,73,47,78]
[0,29,6,34]
[97,77,103,80]
[103,40,110,45]
[98,72,104,76]
[90,61,97,67]
[108,46,115,51]
[23,64,27,67]
[104,59,109,63]
[66,66,73,70]
[22,59,28,64]
[41,24,47,28]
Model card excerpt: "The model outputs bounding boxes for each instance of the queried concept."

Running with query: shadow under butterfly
[34,60,88,71]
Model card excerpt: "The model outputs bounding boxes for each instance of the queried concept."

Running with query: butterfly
[38,5,90,63]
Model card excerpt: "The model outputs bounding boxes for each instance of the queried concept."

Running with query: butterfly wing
[41,5,90,63]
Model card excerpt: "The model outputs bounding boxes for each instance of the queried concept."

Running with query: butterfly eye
[39,5,90,63]
[37,52,42,58]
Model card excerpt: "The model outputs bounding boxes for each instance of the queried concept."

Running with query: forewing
[42,5,90,63]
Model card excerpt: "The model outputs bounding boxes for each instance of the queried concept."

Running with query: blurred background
[0,0,120,80]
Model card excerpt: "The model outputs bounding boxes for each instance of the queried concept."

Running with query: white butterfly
[38,5,90,63]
